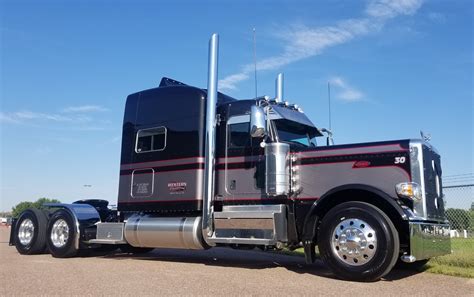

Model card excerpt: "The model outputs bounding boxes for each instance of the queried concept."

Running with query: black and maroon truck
[10,34,450,281]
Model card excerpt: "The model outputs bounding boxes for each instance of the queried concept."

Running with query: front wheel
[46,209,78,258]
[317,201,399,281]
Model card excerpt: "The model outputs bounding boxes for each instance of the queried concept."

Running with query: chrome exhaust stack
[275,73,284,102]
[202,33,219,245]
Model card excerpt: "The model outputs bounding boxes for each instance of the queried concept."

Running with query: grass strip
[275,238,474,278]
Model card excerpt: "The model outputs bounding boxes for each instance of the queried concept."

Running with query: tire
[395,259,429,270]
[119,244,154,254]
[14,208,48,255]
[317,201,399,281]
[46,209,78,258]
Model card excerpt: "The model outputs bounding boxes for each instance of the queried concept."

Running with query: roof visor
[269,105,323,136]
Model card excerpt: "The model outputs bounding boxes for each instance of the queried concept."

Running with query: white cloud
[1,104,109,125]
[366,0,423,19]
[219,73,249,91]
[329,76,364,102]
[219,0,424,91]
[13,111,73,122]
[62,105,108,113]
[0,112,19,123]
[0,110,92,124]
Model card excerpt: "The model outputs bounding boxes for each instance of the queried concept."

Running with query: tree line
[11,198,61,218]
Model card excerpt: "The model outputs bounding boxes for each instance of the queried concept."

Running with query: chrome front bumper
[403,221,451,262]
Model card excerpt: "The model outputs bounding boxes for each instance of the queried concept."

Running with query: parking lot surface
[1,227,472,296]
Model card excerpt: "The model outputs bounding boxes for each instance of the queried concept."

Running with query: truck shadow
[90,247,423,282]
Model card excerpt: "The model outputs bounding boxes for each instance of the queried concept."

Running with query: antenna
[253,27,258,98]
[328,81,332,131]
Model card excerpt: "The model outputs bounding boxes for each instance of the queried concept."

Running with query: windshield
[273,120,317,147]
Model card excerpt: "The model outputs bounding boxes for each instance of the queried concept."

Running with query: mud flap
[304,240,316,264]
[9,218,17,246]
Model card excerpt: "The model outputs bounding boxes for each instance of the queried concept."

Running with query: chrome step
[88,239,126,245]
[89,222,126,244]
[207,237,275,245]
[209,204,287,245]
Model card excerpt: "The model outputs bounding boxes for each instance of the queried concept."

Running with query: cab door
[223,115,265,199]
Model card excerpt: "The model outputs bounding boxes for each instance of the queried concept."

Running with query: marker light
[395,182,422,201]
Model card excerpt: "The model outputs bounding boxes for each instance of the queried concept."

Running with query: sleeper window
[136,127,167,153]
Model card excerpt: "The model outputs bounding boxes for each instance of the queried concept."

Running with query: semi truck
[10,34,450,281]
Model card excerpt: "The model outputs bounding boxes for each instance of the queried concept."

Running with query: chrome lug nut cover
[331,218,377,266]
[50,219,70,248]
[18,219,35,246]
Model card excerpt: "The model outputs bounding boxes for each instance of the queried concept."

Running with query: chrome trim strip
[87,239,127,244]
[410,140,427,218]
[208,237,276,245]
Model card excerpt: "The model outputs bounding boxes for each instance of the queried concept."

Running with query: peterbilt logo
[168,182,187,194]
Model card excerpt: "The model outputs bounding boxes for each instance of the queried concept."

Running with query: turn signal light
[395,182,422,201]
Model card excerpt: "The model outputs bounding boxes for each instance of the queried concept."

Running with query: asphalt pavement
[1,227,472,296]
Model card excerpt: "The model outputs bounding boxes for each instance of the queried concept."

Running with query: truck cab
[10,34,451,282]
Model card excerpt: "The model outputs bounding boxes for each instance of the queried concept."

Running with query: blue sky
[1,0,472,211]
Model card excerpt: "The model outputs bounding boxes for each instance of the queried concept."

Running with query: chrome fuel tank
[124,215,206,249]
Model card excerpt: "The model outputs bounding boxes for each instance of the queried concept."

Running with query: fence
[443,183,473,240]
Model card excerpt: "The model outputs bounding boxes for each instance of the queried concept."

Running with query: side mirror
[250,105,266,138]
[320,128,334,146]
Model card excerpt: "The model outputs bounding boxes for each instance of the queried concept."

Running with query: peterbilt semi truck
[10,34,450,281]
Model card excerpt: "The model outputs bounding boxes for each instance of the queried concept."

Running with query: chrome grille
[409,140,446,221]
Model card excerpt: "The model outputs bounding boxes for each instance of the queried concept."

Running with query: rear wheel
[46,209,78,258]
[317,201,399,281]
[14,208,48,255]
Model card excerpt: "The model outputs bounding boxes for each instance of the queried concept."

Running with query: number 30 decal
[394,157,406,164]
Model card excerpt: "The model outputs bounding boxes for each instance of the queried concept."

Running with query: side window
[135,127,167,153]
[228,122,250,148]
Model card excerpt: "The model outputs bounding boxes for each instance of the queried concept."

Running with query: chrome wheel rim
[50,219,69,248]
[331,218,377,266]
[18,219,35,246]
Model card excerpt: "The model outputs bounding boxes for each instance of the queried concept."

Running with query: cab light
[395,182,422,201]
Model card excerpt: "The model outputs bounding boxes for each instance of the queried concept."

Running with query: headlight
[395,182,422,201]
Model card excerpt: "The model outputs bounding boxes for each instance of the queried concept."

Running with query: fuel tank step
[209,204,287,245]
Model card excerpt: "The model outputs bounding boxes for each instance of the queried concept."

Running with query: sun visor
[269,105,323,136]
